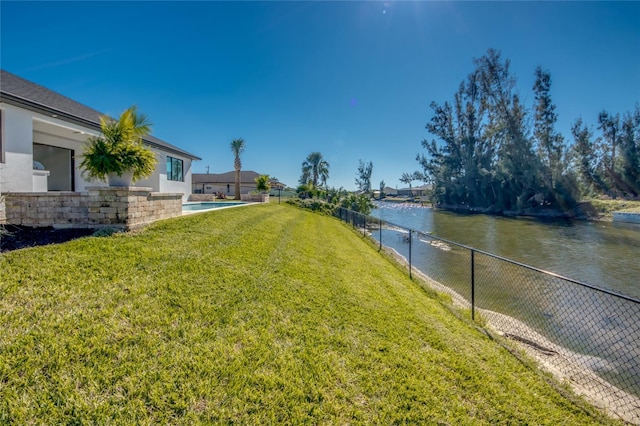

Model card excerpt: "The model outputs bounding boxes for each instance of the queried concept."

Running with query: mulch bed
[0,225,95,253]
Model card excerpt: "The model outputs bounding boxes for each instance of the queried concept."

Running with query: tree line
[294,152,375,214]
[416,49,639,213]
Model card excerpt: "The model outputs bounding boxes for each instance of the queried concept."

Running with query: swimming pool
[182,202,247,212]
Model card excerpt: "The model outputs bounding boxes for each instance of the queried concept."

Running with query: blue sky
[2,1,639,190]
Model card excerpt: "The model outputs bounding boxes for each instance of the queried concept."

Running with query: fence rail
[335,206,640,424]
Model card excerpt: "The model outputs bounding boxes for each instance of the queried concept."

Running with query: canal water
[369,201,640,407]
[370,202,640,299]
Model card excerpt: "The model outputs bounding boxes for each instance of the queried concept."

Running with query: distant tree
[598,111,621,178]
[355,159,373,194]
[326,186,347,204]
[619,107,640,196]
[340,193,375,215]
[571,118,602,195]
[475,49,541,211]
[417,57,491,208]
[533,68,564,188]
[399,172,417,192]
[532,67,577,209]
[571,106,640,199]
[379,180,386,199]
[296,183,313,199]
[418,49,554,211]
[597,109,640,197]
[300,152,330,188]
[230,138,245,200]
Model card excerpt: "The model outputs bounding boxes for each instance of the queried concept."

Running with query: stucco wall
[0,105,35,193]
[0,102,194,200]
[161,153,193,202]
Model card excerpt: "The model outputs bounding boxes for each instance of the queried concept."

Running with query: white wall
[0,105,35,193]
[0,103,195,199]
[159,152,193,202]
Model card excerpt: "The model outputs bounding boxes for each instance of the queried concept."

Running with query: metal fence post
[379,218,382,251]
[471,249,475,321]
[363,214,366,236]
[409,230,412,279]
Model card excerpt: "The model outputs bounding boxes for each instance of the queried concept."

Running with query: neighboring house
[192,171,285,197]
[383,186,398,196]
[0,70,200,202]
[397,184,432,197]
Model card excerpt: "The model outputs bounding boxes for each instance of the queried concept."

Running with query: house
[0,70,200,202]
[397,184,432,197]
[383,186,398,196]
[192,171,285,197]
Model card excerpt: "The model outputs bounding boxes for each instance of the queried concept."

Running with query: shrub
[286,198,337,215]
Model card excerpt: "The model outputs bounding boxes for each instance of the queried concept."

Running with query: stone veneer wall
[3,187,183,230]
[240,193,269,203]
[0,197,6,224]
[188,194,216,202]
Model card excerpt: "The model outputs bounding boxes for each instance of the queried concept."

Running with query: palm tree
[230,138,245,200]
[80,105,156,184]
[300,152,330,188]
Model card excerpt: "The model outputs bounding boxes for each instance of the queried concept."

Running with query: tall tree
[532,67,577,209]
[533,67,564,188]
[300,152,330,188]
[418,49,567,212]
[355,159,373,194]
[230,138,245,200]
[379,180,386,199]
[476,49,542,211]
[399,172,416,192]
[571,118,602,195]
[596,109,640,197]
[597,110,621,196]
[619,107,640,196]
[571,106,640,199]
[418,65,491,208]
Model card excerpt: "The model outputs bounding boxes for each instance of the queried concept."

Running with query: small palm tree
[300,152,330,189]
[255,174,271,193]
[230,138,246,200]
[80,106,156,184]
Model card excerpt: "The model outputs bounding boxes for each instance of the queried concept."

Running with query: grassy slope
[0,203,615,424]
[585,198,640,218]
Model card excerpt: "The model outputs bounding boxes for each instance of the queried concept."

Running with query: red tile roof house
[0,70,201,230]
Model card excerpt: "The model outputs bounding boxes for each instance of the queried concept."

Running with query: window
[166,156,183,181]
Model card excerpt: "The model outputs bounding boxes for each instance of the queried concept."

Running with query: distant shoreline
[377,198,640,223]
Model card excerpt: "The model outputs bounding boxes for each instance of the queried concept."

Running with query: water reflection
[369,202,640,402]
[371,202,640,299]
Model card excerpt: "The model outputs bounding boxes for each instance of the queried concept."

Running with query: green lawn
[0,203,616,424]
[584,198,640,218]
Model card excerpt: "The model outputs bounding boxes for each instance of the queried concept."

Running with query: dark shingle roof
[192,171,261,184]
[0,69,200,160]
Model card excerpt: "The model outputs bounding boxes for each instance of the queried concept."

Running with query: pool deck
[181,201,256,215]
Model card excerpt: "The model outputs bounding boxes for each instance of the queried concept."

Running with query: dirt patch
[0,225,95,253]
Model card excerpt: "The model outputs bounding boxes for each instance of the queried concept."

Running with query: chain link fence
[335,206,640,424]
